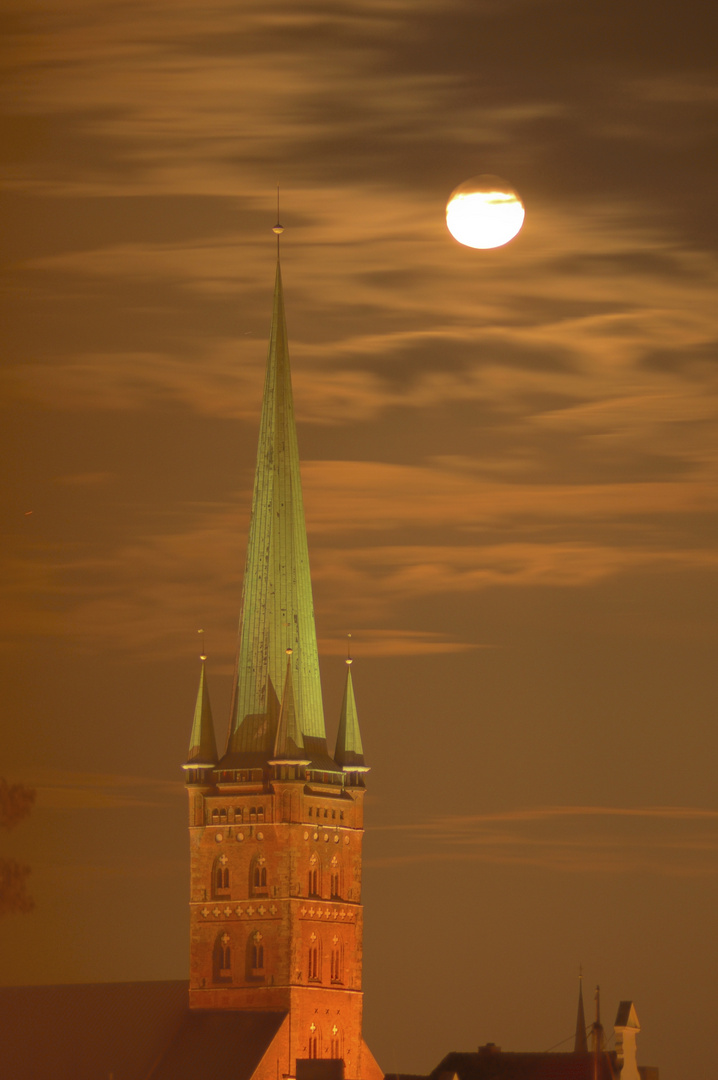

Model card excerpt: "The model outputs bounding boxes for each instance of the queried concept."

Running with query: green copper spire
[224,258,327,765]
[183,658,218,768]
[334,659,368,772]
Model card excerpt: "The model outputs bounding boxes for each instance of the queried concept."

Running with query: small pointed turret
[183,657,218,770]
[574,970,588,1053]
[334,657,369,773]
[271,649,311,765]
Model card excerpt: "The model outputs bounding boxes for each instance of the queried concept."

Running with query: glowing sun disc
[446,174,525,249]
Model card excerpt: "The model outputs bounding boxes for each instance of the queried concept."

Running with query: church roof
[223,258,328,769]
[427,1049,618,1080]
[0,980,188,1080]
[0,981,287,1080]
[149,1008,287,1080]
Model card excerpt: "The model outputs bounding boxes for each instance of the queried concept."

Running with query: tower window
[213,854,230,896]
[308,852,321,897]
[213,932,232,983]
[257,806,265,823]
[250,855,268,896]
[308,939,321,982]
[330,1025,342,1058]
[247,930,265,980]
[219,808,228,824]
[330,944,342,983]
[330,870,340,898]
[211,809,219,824]
[308,1024,320,1059]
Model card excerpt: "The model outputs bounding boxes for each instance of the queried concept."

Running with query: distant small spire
[574,968,588,1053]
[591,984,605,1056]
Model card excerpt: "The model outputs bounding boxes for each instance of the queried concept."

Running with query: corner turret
[334,657,369,786]
[183,656,217,785]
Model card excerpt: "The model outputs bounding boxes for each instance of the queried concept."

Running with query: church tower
[182,240,379,1080]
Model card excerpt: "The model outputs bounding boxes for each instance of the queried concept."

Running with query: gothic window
[213,855,230,896]
[308,852,321,897]
[329,1025,342,1058]
[308,936,321,982]
[250,855,268,896]
[308,1024,321,1059]
[247,930,265,980]
[329,854,341,898]
[213,932,232,983]
[330,942,342,984]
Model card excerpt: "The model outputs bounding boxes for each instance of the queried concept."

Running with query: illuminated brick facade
[182,253,380,1080]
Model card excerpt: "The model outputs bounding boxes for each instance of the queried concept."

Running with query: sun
[446,174,525,249]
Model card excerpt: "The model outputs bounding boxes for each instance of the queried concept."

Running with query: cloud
[367,804,718,876]
[14,769,184,811]
[318,629,481,657]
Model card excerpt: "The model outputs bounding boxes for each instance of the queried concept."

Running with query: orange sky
[1,2,717,1078]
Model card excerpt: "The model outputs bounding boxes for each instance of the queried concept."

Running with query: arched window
[219,808,228,823]
[330,940,342,984]
[330,854,340,898]
[211,808,219,824]
[308,852,321,897]
[250,855,268,896]
[308,934,321,982]
[246,930,265,980]
[213,932,232,983]
[213,854,230,896]
[329,1024,342,1059]
[308,1023,321,1059]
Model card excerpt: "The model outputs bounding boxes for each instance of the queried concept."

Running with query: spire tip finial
[273,184,283,241]
[198,628,207,662]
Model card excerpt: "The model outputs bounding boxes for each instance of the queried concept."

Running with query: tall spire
[183,656,218,769]
[224,250,327,765]
[335,656,368,772]
[574,969,588,1053]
